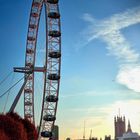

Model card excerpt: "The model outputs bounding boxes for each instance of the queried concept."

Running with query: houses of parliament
[114,114,140,140]
[66,113,140,140]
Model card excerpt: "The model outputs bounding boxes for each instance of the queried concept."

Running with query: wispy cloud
[81,6,140,92]
[82,13,96,23]
[60,88,136,99]
[60,90,106,98]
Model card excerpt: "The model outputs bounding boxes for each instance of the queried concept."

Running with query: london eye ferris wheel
[6,0,61,139]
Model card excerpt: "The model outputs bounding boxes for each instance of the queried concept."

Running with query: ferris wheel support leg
[9,74,30,113]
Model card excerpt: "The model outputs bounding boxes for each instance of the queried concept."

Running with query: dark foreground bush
[0,112,37,140]
[0,129,9,140]
[22,118,38,140]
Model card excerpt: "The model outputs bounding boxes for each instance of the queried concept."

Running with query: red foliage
[7,112,38,140]
[0,112,38,140]
[22,118,38,140]
[7,112,23,122]
[0,114,27,140]
[0,129,10,140]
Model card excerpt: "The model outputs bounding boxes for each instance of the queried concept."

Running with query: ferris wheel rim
[24,0,61,139]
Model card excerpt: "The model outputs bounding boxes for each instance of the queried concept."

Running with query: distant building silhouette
[118,120,140,140]
[114,115,126,139]
[104,135,111,140]
[89,137,98,140]
[52,125,59,140]
[126,120,132,133]
[66,138,71,140]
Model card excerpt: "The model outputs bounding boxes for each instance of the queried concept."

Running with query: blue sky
[0,0,140,140]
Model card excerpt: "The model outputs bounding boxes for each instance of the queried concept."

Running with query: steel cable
[0,71,13,86]
[0,75,25,98]
[2,73,15,113]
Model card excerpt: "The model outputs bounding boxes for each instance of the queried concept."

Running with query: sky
[0,0,140,140]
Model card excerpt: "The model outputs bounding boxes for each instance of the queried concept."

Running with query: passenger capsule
[31,12,39,17]
[48,74,60,80]
[29,24,37,29]
[26,48,34,54]
[32,2,41,8]
[25,101,32,106]
[47,0,59,4]
[49,30,61,37]
[24,89,32,93]
[27,36,35,41]
[48,12,60,18]
[46,95,58,102]
[49,51,61,58]
[41,131,52,138]
[43,115,56,121]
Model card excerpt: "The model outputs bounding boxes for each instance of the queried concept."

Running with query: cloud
[103,31,140,63]
[83,6,140,40]
[117,64,140,92]
[61,90,107,98]
[82,13,96,23]
[81,6,140,92]
[60,88,134,99]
